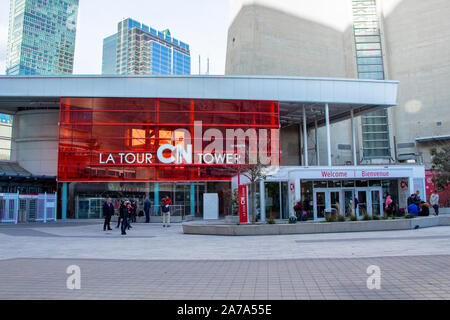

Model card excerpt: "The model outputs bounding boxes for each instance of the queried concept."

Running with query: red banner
[238,185,248,223]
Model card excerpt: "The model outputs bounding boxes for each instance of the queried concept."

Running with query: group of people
[406,190,440,216]
[102,196,172,235]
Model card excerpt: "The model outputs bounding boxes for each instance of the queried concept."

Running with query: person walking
[126,201,133,230]
[162,196,171,227]
[430,191,440,215]
[120,201,129,235]
[384,194,393,216]
[116,200,125,228]
[102,197,114,231]
[130,200,137,223]
[144,198,151,223]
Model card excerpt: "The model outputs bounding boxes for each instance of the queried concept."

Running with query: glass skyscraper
[6,0,79,75]
[102,18,191,75]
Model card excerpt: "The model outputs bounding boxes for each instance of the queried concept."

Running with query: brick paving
[0,255,449,300]
[1,222,450,300]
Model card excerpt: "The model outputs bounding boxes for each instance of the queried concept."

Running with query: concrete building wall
[13,110,58,176]
[226,0,356,77]
[381,0,450,168]
[226,0,450,169]
[280,125,300,166]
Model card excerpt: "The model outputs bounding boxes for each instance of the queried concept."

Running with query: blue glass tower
[6,0,79,75]
[102,34,117,75]
[102,18,191,75]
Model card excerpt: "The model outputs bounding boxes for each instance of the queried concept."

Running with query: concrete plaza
[0,220,449,299]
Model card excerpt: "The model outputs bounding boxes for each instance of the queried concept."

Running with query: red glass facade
[58,97,280,182]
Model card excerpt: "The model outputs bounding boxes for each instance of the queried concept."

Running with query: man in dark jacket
[144,198,151,223]
[130,200,137,223]
[116,200,125,228]
[102,197,114,231]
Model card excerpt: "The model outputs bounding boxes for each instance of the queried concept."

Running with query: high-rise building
[101,34,117,75]
[102,18,191,75]
[6,0,79,75]
[226,0,450,169]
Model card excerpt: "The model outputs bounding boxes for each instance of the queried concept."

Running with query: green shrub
[362,213,372,221]
[267,217,276,224]
[350,215,357,221]
[372,215,380,220]
[325,215,336,222]
[405,214,416,219]
[337,215,346,222]
[381,216,389,220]
[288,216,297,224]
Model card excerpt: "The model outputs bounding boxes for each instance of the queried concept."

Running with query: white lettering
[125,153,136,164]
[106,153,115,164]
[203,153,214,164]
[158,144,175,164]
[176,144,193,164]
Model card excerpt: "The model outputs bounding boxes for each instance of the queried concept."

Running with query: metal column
[154,183,159,215]
[325,103,332,166]
[259,180,265,222]
[315,119,319,166]
[351,109,357,165]
[302,105,308,166]
[190,183,195,216]
[61,182,67,220]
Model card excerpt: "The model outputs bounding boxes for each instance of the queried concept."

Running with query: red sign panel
[58,97,280,182]
[239,184,248,223]
[425,170,449,207]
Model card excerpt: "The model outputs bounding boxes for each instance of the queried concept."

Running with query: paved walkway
[1,222,450,260]
[0,221,449,299]
[0,256,449,299]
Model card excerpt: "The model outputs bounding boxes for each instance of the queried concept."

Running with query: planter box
[182,216,445,236]
[224,215,240,224]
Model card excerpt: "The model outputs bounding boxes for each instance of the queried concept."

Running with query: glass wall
[0,114,13,160]
[351,0,391,159]
[66,181,229,219]
[264,181,288,220]
[58,97,280,182]
[302,179,400,218]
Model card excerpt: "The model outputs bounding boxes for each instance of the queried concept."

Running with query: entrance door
[355,188,383,218]
[314,190,326,220]
[371,189,382,217]
[356,190,368,218]
[329,190,342,216]
[343,189,355,217]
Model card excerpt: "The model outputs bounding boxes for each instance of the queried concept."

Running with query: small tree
[241,161,268,224]
[430,145,450,192]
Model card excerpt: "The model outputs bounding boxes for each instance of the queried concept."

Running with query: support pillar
[61,182,67,220]
[260,180,265,222]
[351,109,357,166]
[154,182,159,215]
[315,119,319,166]
[325,103,332,166]
[190,183,195,216]
[302,105,308,166]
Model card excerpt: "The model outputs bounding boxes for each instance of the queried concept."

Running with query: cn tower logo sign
[98,121,280,166]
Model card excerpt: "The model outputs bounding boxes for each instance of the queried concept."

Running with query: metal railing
[0,192,57,223]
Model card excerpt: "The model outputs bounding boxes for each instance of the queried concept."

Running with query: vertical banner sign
[238,185,248,223]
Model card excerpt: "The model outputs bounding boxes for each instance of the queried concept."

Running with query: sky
[0,0,230,75]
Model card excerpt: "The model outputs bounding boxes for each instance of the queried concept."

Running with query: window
[352,0,391,159]
[0,114,13,161]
